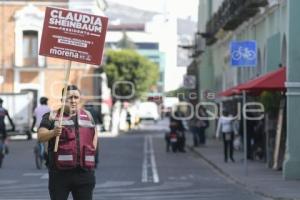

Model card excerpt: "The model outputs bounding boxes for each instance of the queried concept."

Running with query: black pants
[198,127,206,145]
[49,169,95,200]
[222,132,234,162]
[247,133,254,159]
[192,127,200,146]
[0,130,7,140]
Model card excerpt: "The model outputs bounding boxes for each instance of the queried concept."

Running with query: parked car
[137,102,160,122]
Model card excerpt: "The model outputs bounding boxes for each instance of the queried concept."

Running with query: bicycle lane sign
[230,40,257,67]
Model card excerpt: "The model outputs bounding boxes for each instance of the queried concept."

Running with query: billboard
[39,7,108,65]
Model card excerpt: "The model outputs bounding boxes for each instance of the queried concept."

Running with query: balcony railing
[205,0,268,45]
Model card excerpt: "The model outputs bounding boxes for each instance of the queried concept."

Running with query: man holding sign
[38,85,98,200]
[38,6,108,200]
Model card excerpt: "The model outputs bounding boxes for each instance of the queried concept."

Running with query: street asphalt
[0,119,271,200]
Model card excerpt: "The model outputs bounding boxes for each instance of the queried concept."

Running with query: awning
[218,67,286,97]
[217,85,240,97]
[237,67,286,92]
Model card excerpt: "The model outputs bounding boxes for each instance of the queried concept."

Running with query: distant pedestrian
[216,110,235,163]
[246,112,257,160]
[169,110,186,152]
[189,116,198,147]
[253,119,265,160]
[189,116,204,147]
[0,98,15,141]
[31,97,51,132]
[198,106,209,145]
[126,110,131,130]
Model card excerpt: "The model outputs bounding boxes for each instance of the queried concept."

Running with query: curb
[187,145,294,200]
[99,131,119,138]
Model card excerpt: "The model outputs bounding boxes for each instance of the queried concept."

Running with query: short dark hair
[40,97,48,105]
[222,110,229,117]
[61,85,80,97]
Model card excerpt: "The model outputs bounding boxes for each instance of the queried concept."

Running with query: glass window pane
[23,38,30,58]
[31,37,38,57]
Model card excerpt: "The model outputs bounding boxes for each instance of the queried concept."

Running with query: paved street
[0,119,270,200]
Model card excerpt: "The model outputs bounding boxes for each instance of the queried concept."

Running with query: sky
[106,0,199,21]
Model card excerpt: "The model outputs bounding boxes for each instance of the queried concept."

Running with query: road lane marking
[40,173,49,179]
[0,180,18,185]
[142,136,148,183]
[149,136,159,183]
[142,136,159,183]
[95,181,135,188]
[23,173,44,176]
[22,173,49,179]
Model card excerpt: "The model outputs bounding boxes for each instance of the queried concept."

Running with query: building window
[135,43,159,50]
[256,49,262,77]
[23,31,38,66]
[159,72,164,82]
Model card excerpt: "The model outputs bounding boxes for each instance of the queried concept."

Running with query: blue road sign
[230,41,257,67]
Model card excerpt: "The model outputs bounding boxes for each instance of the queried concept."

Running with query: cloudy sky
[106,0,199,21]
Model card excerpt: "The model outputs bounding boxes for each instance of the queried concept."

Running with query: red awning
[217,85,240,97]
[237,67,286,91]
[218,67,286,97]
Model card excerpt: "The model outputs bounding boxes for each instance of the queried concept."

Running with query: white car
[138,102,160,121]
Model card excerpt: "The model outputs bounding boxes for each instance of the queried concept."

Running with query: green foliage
[165,87,188,100]
[259,91,281,116]
[104,49,159,100]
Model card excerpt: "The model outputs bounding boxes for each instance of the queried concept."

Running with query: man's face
[65,90,81,113]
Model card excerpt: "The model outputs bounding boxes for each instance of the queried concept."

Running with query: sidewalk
[186,135,300,200]
[99,131,118,137]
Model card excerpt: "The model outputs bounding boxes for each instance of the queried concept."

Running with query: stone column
[283,0,300,179]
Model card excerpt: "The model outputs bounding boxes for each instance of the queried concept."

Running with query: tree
[259,91,282,117]
[104,49,159,101]
[165,87,188,101]
[117,31,136,49]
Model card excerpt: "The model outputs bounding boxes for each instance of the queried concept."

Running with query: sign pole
[54,60,72,152]
[243,90,248,176]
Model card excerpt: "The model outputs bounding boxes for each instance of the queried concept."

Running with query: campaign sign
[230,40,257,67]
[39,7,108,65]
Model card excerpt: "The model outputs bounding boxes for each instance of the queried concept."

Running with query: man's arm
[37,112,61,142]
[5,110,15,131]
[37,127,61,142]
[216,118,222,139]
[93,128,98,149]
[31,116,36,132]
[85,109,99,149]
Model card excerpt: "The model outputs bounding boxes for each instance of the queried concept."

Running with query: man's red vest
[51,109,96,170]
